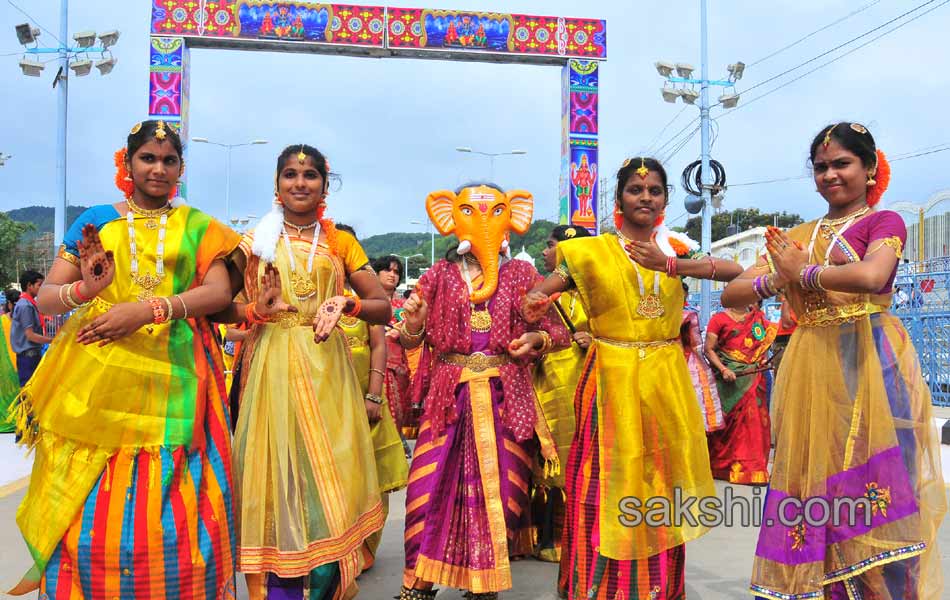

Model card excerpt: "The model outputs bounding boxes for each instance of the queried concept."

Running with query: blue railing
[689,265,950,407]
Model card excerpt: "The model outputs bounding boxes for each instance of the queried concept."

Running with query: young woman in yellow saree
[223,145,392,600]
[722,123,946,600]
[524,157,742,599]
[10,120,241,598]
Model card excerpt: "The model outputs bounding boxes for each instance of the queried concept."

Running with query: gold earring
[867,170,877,186]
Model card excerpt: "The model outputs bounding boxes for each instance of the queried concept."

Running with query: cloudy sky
[1,0,948,240]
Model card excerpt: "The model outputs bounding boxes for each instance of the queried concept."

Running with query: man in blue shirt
[11,270,52,386]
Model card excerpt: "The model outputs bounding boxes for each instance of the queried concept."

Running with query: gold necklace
[127,196,172,230]
[462,257,493,332]
[281,225,321,300]
[822,205,870,227]
[127,208,168,301]
[616,232,664,319]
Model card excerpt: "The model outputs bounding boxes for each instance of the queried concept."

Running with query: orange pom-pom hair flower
[114,148,135,200]
[866,149,890,208]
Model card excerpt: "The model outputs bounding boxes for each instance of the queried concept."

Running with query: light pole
[655,0,744,324]
[192,137,268,222]
[13,7,121,251]
[229,214,258,233]
[409,219,436,267]
[398,253,424,283]
[455,147,527,182]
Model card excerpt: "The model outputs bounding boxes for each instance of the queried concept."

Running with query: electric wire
[748,1,882,67]
[714,0,950,118]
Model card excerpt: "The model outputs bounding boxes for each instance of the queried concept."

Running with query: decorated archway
[147,2,607,231]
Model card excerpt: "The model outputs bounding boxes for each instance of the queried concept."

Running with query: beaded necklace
[126,197,171,301]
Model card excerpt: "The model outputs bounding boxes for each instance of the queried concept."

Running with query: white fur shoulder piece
[251,203,284,262]
[170,196,184,208]
[653,224,700,257]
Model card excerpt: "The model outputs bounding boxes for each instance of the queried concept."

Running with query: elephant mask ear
[506,190,534,234]
[426,190,458,235]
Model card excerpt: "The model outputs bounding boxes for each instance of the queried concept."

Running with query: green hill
[359,219,561,277]
[5,205,89,239]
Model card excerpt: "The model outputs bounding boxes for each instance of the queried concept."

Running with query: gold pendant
[470,308,493,332]
[290,271,317,299]
[144,219,159,230]
[340,314,359,328]
[636,294,665,319]
[132,272,164,302]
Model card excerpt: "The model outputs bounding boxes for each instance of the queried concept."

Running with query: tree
[0,213,36,288]
[683,208,804,243]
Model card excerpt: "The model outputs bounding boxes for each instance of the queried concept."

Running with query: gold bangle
[161,296,173,320]
[59,283,78,309]
[370,367,386,378]
[401,322,425,340]
[175,294,189,320]
[536,330,554,353]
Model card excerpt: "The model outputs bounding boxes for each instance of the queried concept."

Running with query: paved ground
[1,430,948,599]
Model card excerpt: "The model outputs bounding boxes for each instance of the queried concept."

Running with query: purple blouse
[829,210,906,294]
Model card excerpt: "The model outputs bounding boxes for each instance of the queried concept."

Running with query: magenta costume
[402,258,570,594]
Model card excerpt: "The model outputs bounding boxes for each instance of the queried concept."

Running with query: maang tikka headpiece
[635,157,649,180]
[297,145,307,165]
[155,120,167,140]
[822,124,837,148]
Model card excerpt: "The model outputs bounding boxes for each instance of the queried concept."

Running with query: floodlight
[728,61,745,81]
[15,23,39,45]
[72,30,97,48]
[654,61,675,78]
[97,29,120,48]
[680,88,699,104]
[18,57,44,77]
[719,93,740,109]
[675,63,695,79]
[70,59,93,76]
[95,56,117,75]
[661,87,681,103]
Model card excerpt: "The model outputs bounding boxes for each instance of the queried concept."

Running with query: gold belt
[440,351,510,372]
[798,302,886,328]
[595,337,678,359]
[272,311,315,329]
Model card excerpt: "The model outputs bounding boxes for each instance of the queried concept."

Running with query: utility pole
[13,3,120,252]
[655,0,744,324]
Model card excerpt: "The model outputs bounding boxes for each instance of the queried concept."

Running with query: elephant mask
[425,184,534,304]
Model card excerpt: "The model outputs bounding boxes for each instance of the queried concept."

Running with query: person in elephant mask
[395,182,571,600]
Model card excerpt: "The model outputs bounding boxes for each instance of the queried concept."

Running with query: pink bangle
[666,256,678,277]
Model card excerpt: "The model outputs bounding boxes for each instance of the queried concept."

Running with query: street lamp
[410,219,436,266]
[654,0,745,324]
[398,253,424,283]
[455,147,528,181]
[192,137,268,221]
[0,153,11,167]
[12,7,121,252]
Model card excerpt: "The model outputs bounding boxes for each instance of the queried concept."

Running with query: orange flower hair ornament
[114,148,135,200]
[866,149,890,208]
